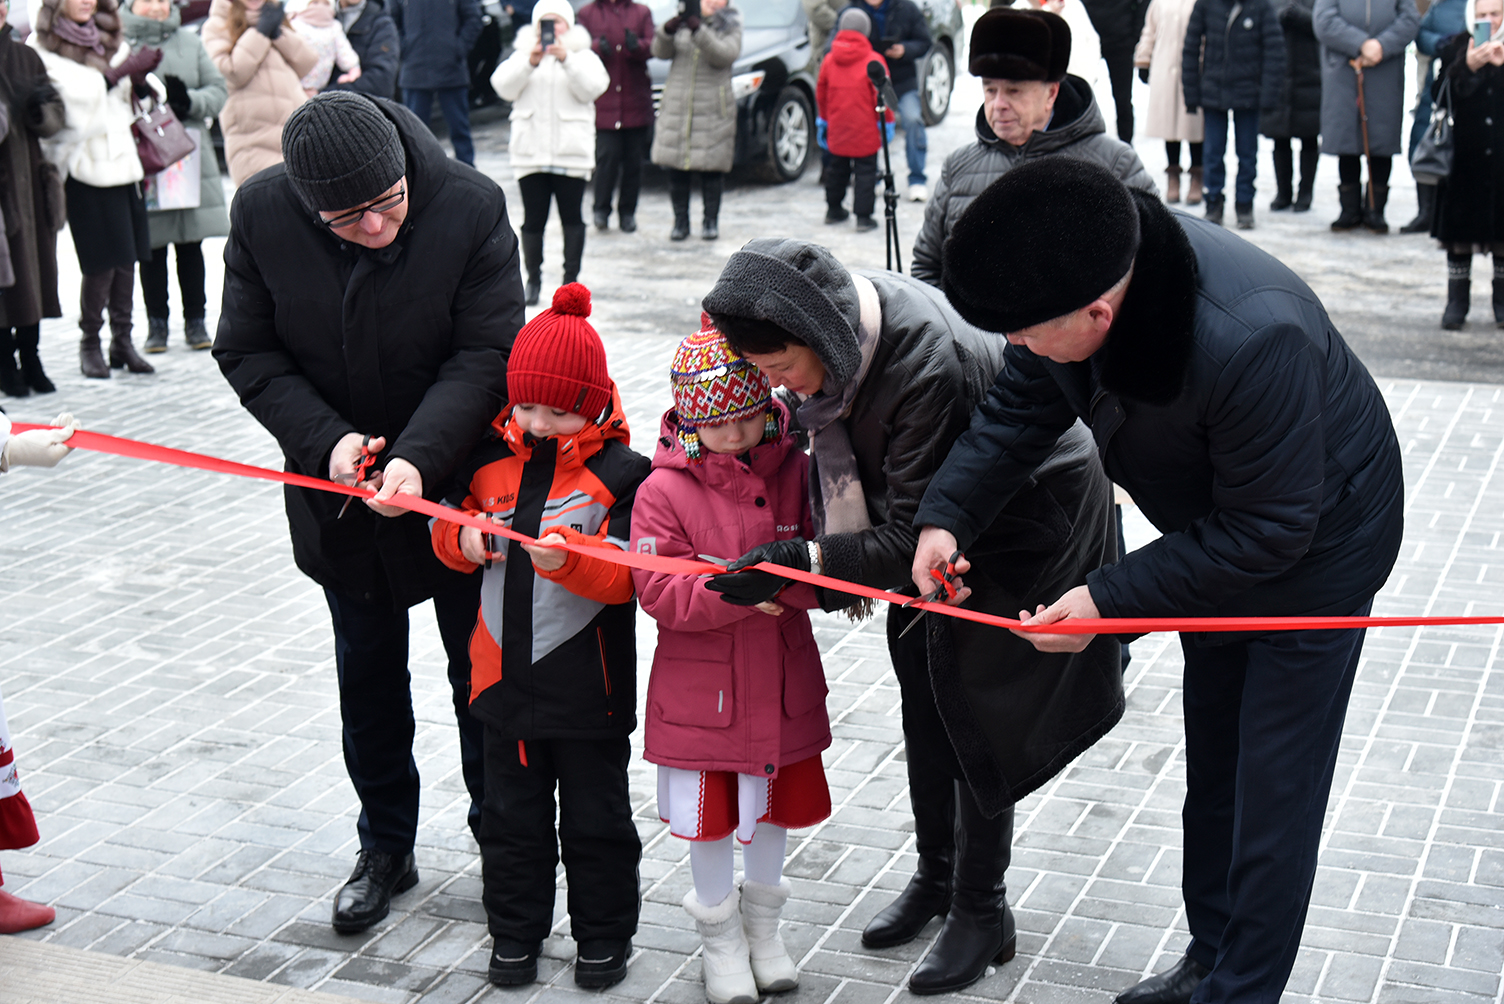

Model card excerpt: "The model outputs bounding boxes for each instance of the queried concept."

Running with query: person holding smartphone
[1431,0,1504,327]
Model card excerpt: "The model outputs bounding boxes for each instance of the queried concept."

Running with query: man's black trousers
[1103,48,1136,143]
[479,730,642,944]
[1180,604,1371,1004]
[325,574,485,855]
[593,126,649,218]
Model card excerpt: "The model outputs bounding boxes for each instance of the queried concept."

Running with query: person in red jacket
[817,7,894,231]
[431,283,650,992]
[577,0,654,232]
[631,318,832,1004]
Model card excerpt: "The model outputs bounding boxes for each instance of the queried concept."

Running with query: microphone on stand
[866,59,901,111]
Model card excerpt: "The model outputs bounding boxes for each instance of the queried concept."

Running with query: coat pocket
[652,631,734,727]
[556,106,594,159]
[509,106,536,159]
[780,617,827,720]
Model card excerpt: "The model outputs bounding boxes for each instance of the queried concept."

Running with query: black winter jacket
[916,190,1404,626]
[1433,33,1504,245]
[1082,0,1151,53]
[325,0,401,98]
[1261,0,1321,137]
[810,270,1122,816]
[1182,0,1286,111]
[854,0,929,95]
[911,77,1155,286]
[214,98,524,610]
[392,0,483,90]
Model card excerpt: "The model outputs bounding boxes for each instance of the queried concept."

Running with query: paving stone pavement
[3,42,1504,1004]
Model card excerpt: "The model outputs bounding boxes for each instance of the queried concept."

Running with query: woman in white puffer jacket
[490,0,607,307]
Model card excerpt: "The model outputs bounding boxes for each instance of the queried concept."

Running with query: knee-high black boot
[861,760,955,948]
[908,784,1016,995]
[1270,144,1293,210]
[13,325,52,393]
[701,172,723,241]
[1294,141,1319,211]
[669,172,691,241]
[521,231,544,306]
[561,224,586,286]
[1443,253,1471,330]
[0,329,28,397]
[1401,183,1437,234]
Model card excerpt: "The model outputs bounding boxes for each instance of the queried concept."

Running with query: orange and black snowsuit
[432,384,650,946]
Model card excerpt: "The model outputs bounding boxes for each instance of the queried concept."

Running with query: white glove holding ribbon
[0,413,81,471]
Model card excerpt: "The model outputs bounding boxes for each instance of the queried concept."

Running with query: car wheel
[920,42,954,126]
[758,86,814,183]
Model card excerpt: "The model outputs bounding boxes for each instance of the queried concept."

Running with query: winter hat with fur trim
[969,7,1070,82]
[942,158,1140,334]
[508,283,612,420]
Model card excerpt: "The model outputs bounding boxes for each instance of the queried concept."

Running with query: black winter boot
[669,173,692,241]
[907,785,1016,995]
[1443,280,1470,330]
[521,231,544,306]
[1493,278,1504,328]
[1363,184,1390,233]
[144,317,169,354]
[109,323,155,374]
[15,325,53,393]
[1203,195,1224,226]
[1270,145,1293,210]
[702,174,722,240]
[1235,202,1254,229]
[0,329,28,398]
[185,317,212,350]
[561,224,587,286]
[1293,141,1319,210]
[1331,184,1363,230]
[862,766,954,948]
[1401,183,1437,233]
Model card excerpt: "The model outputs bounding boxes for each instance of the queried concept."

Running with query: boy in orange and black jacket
[431,284,650,992]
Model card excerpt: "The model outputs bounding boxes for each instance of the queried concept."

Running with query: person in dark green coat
[123,0,230,351]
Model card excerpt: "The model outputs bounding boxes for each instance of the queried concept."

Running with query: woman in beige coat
[1134,0,1204,202]
[201,0,316,184]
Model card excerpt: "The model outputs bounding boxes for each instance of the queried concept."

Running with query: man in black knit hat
[214,91,525,934]
[913,158,1405,1004]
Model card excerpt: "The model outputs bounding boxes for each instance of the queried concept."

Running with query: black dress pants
[140,242,206,321]
[479,729,642,944]
[1180,603,1371,1004]
[1103,48,1136,143]
[593,126,649,216]
[825,154,878,218]
[324,572,485,855]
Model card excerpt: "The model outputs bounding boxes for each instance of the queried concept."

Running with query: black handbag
[1411,75,1454,183]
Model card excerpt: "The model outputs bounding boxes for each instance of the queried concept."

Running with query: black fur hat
[941,158,1141,333]
[969,7,1070,82]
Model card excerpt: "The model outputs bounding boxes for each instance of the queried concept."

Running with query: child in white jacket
[489,0,608,306]
[287,0,359,96]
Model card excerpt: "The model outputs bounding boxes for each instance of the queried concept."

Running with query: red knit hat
[507,284,612,420]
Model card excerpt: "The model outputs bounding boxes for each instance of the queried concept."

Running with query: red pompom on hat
[507,283,612,420]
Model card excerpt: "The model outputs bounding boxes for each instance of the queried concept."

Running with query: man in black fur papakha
[913,158,1405,1004]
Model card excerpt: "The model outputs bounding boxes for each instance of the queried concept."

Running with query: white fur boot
[740,878,799,991]
[683,887,759,1004]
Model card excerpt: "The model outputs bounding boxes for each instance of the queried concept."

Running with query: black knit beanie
[942,158,1140,333]
[282,92,406,213]
[701,239,862,384]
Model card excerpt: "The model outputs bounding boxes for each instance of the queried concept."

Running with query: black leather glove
[256,1,284,39]
[1137,66,1149,83]
[662,14,682,33]
[705,539,811,606]
[624,27,639,50]
[163,75,192,118]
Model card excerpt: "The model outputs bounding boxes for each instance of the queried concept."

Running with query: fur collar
[34,0,122,72]
[1098,189,1199,406]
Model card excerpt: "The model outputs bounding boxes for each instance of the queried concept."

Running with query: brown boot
[79,330,109,379]
[109,328,156,374]
[1186,166,1204,205]
[1165,166,1182,203]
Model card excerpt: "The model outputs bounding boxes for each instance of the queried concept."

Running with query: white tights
[689,822,788,907]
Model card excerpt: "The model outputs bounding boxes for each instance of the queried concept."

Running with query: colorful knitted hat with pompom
[671,315,774,458]
[507,283,612,420]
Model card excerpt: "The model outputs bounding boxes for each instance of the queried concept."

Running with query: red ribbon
[14,423,1503,636]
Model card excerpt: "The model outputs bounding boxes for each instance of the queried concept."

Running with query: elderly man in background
[215,91,523,935]
[910,6,1153,286]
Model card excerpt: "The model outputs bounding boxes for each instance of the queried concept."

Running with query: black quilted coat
[1182,0,1286,111]
[1261,0,1322,137]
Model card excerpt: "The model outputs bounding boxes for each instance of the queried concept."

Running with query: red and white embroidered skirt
[657,755,831,843]
[0,686,41,869]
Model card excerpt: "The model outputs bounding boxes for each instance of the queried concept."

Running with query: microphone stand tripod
[873,89,902,273]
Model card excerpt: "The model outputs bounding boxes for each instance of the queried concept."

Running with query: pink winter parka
[630,405,831,779]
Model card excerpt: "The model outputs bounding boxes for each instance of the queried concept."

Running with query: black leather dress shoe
[861,857,952,948]
[489,939,541,986]
[331,849,418,934]
[575,938,631,988]
[1114,955,1211,1004]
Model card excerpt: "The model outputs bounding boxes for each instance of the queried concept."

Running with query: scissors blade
[897,590,943,638]
[697,554,736,568]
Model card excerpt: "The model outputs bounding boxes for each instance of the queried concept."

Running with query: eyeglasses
[320,185,406,230]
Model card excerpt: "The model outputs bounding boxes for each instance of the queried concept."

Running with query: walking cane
[1354,63,1377,211]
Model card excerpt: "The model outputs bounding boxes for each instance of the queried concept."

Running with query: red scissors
[898,549,964,639]
[336,435,377,519]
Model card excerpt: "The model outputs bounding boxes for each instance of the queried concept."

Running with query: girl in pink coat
[631,318,832,1004]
